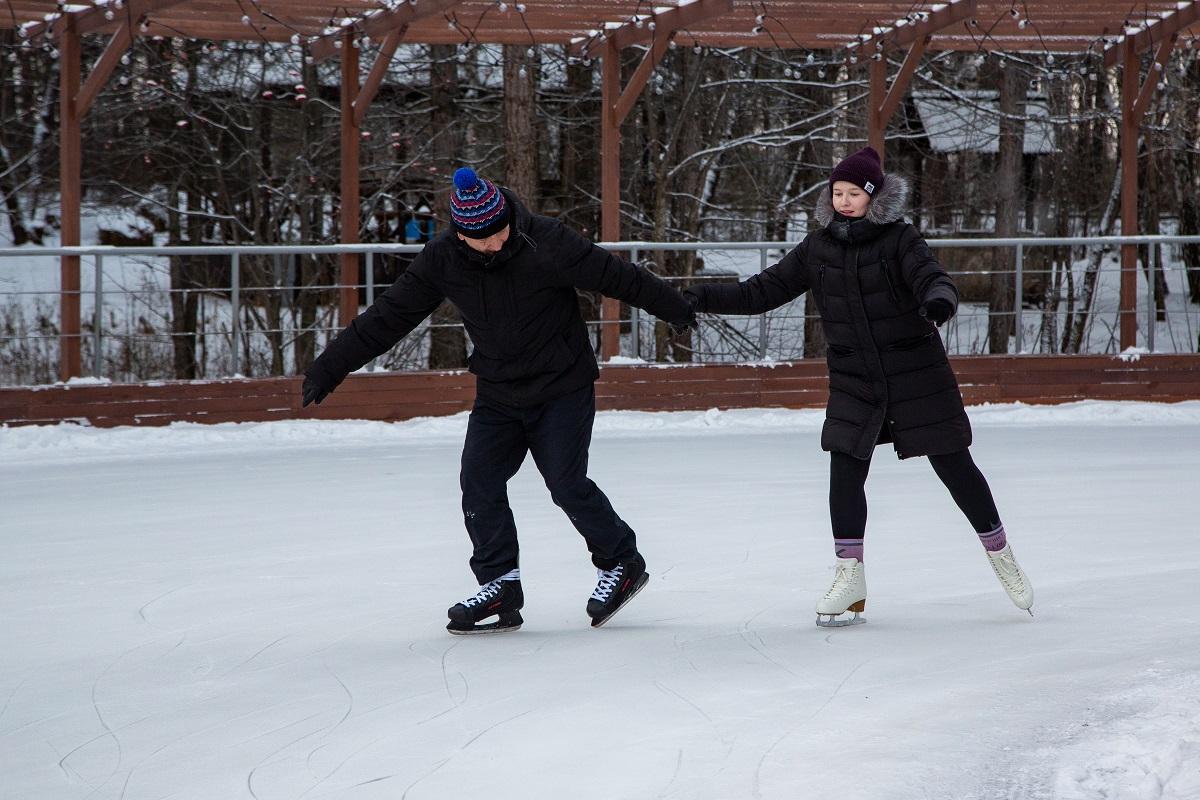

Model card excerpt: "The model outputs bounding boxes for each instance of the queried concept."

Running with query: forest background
[2,31,1199,382]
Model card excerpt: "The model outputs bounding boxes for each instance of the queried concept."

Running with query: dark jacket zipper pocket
[881,259,900,303]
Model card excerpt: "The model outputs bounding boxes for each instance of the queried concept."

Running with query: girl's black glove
[919,298,955,327]
[301,376,332,407]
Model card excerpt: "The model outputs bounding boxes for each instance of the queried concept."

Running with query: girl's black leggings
[829,448,1001,537]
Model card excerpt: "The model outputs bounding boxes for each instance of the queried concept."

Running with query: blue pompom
[453,167,478,191]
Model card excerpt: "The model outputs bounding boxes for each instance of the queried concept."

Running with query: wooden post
[868,55,886,160]
[59,21,82,381]
[599,37,621,360]
[339,32,361,328]
[1119,42,1139,351]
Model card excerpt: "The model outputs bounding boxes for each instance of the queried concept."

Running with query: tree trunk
[1138,141,1167,322]
[559,55,597,234]
[1174,56,1200,305]
[293,46,323,374]
[1066,167,1121,353]
[503,45,539,207]
[988,63,1023,354]
[167,183,200,379]
[428,44,467,370]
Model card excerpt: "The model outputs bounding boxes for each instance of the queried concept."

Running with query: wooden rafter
[847,0,977,58]
[352,27,405,127]
[877,34,929,122]
[1132,34,1177,122]
[574,0,734,61]
[4,2,1196,53]
[19,0,190,41]
[1103,0,1197,67]
[309,0,463,62]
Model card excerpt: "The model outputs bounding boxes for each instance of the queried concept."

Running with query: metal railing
[1,235,1198,386]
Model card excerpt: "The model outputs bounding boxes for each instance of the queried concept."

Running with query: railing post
[1147,242,1157,352]
[629,248,639,359]
[758,246,769,359]
[231,252,241,376]
[366,251,377,371]
[93,254,103,378]
[1014,242,1023,354]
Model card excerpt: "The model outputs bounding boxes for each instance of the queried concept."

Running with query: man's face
[457,225,510,255]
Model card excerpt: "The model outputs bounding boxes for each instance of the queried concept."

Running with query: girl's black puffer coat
[689,175,971,460]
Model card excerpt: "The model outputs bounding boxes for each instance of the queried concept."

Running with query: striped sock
[978,524,1007,552]
[499,568,521,581]
[834,538,864,562]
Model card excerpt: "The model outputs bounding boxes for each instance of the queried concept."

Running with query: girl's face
[831,181,870,218]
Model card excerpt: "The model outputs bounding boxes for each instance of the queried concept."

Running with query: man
[303,167,695,634]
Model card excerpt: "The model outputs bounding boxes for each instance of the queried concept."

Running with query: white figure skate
[815,557,867,627]
[986,543,1034,615]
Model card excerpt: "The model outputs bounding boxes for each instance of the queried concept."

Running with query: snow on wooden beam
[1103,0,1197,66]
[309,0,463,62]
[845,0,976,59]
[19,0,190,42]
[573,0,733,61]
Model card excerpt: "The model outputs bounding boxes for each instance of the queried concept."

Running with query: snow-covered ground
[3,401,1199,800]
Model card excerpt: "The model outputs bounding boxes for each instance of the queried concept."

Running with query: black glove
[919,298,955,327]
[301,375,331,407]
[668,307,697,336]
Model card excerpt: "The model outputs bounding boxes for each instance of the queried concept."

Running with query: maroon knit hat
[830,146,884,196]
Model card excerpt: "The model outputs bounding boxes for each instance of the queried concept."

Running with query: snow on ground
[2,401,1199,800]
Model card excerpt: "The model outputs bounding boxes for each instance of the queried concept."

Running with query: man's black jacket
[305,190,692,407]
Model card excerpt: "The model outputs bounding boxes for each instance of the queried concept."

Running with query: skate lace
[462,578,504,608]
[590,565,624,602]
[823,562,857,600]
[991,551,1025,591]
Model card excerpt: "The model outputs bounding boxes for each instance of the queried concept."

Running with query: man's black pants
[460,384,638,584]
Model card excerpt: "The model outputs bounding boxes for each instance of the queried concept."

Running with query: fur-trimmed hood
[813,172,911,229]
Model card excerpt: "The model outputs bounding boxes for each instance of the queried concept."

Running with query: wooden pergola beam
[21,0,191,41]
[1103,0,1198,67]
[575,0,733,61]
[309,0,463,62]
[877,34,929,126]
[847,0,976,57]
[594,0,733,360]
[859,0,973,162]
[1118,33,1177,350]
[1133,34,1177,122]
[339,30,360,329]
[352,27,405,127]
[76,27,130,117]
[59,16,81,381]
[612,27,674,126]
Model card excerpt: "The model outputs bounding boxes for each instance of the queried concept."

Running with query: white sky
[3,401,1199,799]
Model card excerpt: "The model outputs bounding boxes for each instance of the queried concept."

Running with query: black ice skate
[446,575,524,635]
[586,553,649,628]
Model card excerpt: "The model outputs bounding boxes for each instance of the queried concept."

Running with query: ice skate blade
[446,612,523,635]
[815,611,865,628]
[590,572,649,628]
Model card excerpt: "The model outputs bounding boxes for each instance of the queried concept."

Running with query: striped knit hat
[450,167,510,239]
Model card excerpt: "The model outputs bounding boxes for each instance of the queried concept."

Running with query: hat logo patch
[864,181,875,194]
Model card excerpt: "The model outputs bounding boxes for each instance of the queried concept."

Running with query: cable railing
[1,235,1198,386]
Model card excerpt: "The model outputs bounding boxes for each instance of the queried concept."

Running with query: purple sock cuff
[834,538,864,561]
[978,524,1007,551]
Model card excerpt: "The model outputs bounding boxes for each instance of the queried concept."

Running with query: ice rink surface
[3,401,1199,800]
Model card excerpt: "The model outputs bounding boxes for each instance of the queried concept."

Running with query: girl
[685,146,1033,627]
